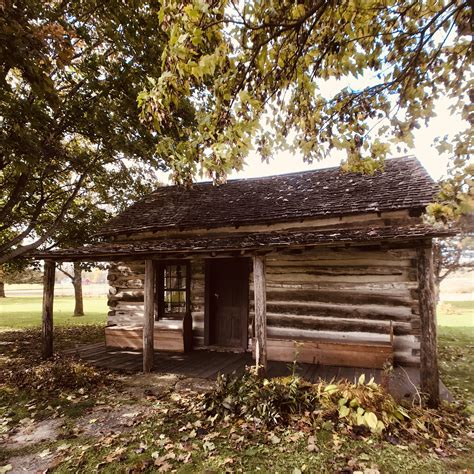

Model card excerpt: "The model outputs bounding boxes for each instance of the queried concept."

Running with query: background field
[438,300,474,327]
[0,296,107,328]
[4,283,108,297]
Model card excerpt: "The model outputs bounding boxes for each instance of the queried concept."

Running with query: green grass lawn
[0,296,107,329]
[436,301,474,408]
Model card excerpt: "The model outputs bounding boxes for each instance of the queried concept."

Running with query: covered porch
[36,225,449,407]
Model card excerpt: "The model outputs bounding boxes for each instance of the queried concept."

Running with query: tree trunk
[0,265,5,297]
[432,242,442,303]
[72,262,84,316]
[434,275,441,304]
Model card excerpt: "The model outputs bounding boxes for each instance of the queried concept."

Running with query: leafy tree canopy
[0,0,195,264]
[140,0,472,213]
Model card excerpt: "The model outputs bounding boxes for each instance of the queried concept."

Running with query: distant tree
[140,0,471,211]
[0,259,42,297]
[56,262,85,316]
[3,266,43,284]
[0,0,195,264]
[433,213,474,300]
[51,196,111,317]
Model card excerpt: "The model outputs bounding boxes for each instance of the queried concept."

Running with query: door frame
[204,257,250,350]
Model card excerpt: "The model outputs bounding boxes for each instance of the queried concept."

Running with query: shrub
[201,369,468,443]
[203,369,320,425]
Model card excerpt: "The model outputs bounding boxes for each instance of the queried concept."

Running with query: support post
[204,261,211,346]
[417,245,440,408]
[42,260,55,359]
[253,255,267,375]
[143,259,155,373]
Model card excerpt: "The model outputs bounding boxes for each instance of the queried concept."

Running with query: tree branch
[0,172,29,222]
[57,264,74,281]
[0,172,88,264]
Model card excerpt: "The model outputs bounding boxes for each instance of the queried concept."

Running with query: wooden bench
[252,323,394,369]
[105,313,193,353]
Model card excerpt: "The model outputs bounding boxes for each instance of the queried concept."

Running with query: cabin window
[156,262,189,320]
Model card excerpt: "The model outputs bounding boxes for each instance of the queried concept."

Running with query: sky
[230,95,462,182]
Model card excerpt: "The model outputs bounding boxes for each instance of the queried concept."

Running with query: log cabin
[36,156,454,406]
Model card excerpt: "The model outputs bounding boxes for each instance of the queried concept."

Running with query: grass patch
[438,327,474,406]
[0,296,107,329]
[437,300,473,408]
[0,325,105,362]
[51,388,461,474]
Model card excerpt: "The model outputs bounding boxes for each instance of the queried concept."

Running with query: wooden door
[208,258,249,349]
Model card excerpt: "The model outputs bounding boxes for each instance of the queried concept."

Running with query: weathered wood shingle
[98,156,438,237]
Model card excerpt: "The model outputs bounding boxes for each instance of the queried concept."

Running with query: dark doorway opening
[205,258,250,350]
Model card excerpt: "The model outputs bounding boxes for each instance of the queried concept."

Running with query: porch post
[253,255,267,375]
[143,259,155,373]
[42,260,55,359]
[417,244,440,408]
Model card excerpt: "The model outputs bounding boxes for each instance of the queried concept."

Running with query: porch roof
[34,224,455,261]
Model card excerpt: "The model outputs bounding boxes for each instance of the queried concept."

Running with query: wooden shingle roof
[98,156,437,237]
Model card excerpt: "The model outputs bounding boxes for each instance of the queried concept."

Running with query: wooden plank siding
[106,245,422,367]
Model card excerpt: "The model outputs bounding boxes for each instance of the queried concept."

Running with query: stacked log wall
[108,246,422,366]
[107,262,146,326]
[249,247,421,366]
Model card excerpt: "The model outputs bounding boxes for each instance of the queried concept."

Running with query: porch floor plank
[70,345,108,358]
[338,366,357,382]
[63,342,104,357]
[311,364,328,381]
[194,353,242,379]
[214,353,253,378]
[299,362,315,380]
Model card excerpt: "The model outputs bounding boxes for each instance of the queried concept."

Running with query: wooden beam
[417,245,440,408]
[253,255,267,374]
[143,259,155,373]
[42,260,55,359]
